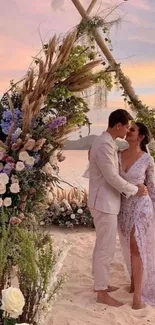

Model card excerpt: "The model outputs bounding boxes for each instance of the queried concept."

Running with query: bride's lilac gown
[118,152,155,305]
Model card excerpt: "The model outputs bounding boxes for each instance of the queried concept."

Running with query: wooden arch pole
[71,0,143,110]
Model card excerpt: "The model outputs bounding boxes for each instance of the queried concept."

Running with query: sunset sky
[0,0,155,138]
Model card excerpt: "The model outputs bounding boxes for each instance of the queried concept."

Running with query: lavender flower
[1,108,22,135]
[11,127,22,143]
[46,116,67,130]
[3,163,14,176]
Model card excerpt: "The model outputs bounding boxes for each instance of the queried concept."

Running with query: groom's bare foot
[94,286,119,293]
[97,291,123,307]
[132,295,145,309]
[107,285,119,292]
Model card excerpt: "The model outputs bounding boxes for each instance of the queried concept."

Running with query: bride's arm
[146,157,155,202]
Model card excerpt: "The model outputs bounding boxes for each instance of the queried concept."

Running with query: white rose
[42,162,54,175]
[10,183,20,194]
[25,156,35,166]
[19,151,29,162]
[77,208,83,214]
[42,113,55,123]
[0,198,3,207]
[16,161,25,172]
[70,214,75,219]
[0,183,6,195]
[40,221,45,226]
[3,197,12,207]
[1,287,25,319]
[0,173,9,185]
[15,323,31,325]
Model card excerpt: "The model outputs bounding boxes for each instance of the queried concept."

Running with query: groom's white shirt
[88,131,138,214]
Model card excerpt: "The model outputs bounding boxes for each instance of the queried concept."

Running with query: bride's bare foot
[132,295,145,309]
[97,291,123,307]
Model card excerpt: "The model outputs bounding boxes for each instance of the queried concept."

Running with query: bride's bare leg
[130,228,144,309]
[129,275,134,293]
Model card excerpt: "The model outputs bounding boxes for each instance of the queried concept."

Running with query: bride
[118,122,155,309]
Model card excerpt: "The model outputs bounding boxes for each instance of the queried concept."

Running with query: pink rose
[9,217,22,225]
[23,139,36,151]
[21,195,27,202]
[29,188,36,194]
[18,213,25,220]
[5,156,15,163]
[0,152,4,160]
[11,143,20,151]
[19,203,26,211]
[33,138,46,151]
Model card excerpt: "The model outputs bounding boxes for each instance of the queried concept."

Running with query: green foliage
[0,225,62,324]
[55,45,97,80]
[92,70,113,90]
[46,86,91,130]
[78,16,109,36]
[4,318,16,325]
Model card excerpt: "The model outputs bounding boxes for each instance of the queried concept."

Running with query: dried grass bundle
[53,187,88,204]
[17,30,101,135]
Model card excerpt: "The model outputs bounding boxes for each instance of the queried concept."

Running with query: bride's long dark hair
[135,122,150,153]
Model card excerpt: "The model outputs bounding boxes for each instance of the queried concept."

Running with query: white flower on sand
[16,161,25,172]
[0,183,6,195]
[0,173,9,185]
[42,162,54,175]
[26,156,35,166]
[77,208,83,214]
[70,214,75,219]
[19,151,29,162]
[15,323,30,325]
[0,198,3,207]
[15,323,31,325]
[1,286,25,319]
[3,197,12,207]
[10,183,20,194]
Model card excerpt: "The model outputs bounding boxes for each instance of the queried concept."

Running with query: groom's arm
[96,141,138,199]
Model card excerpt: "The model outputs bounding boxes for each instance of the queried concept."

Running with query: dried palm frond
[7,29,101,136]
[62,60,101,91]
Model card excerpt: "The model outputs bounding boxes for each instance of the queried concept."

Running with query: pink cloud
[127,0,151,10]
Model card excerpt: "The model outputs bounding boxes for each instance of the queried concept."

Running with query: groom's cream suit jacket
[88,131,138,214]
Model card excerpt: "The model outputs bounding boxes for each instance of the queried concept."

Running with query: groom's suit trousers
[90,208,117,291]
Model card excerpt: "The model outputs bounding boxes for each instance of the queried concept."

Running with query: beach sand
[49,227,155,325]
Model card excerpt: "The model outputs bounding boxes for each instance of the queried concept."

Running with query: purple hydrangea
[1,108,22,135]
[3,163,14,176]
[46,116,67,130]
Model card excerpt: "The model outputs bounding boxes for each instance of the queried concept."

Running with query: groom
[88,109,147,307]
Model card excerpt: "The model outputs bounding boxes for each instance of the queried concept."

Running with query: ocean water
[58,150,89,189]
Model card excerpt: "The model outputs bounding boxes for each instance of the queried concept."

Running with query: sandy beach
[49,228,155,325]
